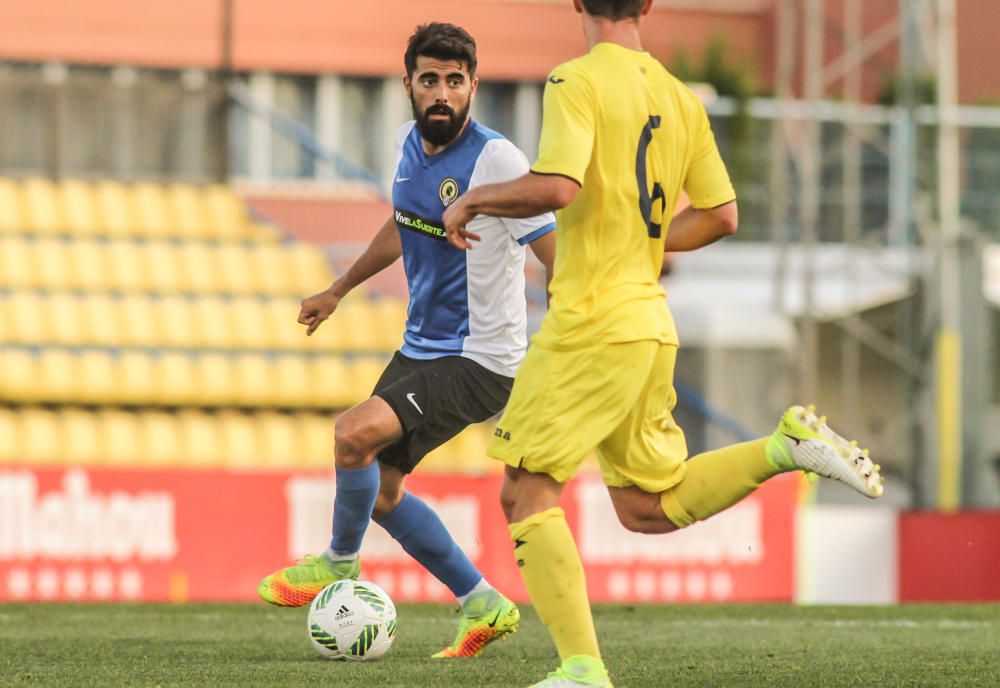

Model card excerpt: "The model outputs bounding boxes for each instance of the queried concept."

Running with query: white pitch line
[651,619,994,630]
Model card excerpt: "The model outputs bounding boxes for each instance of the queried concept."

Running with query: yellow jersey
[531,42,735,349]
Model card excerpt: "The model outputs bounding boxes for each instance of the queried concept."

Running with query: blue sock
[329,463,380,555]
[376,492,483,598]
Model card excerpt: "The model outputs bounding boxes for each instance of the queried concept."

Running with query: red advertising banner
[899,512,1000,602]
[0,467,797,603]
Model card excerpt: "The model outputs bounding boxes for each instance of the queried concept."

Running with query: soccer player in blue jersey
[258,23,556,659]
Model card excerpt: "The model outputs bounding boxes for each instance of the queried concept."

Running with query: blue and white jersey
[391,119,555,377]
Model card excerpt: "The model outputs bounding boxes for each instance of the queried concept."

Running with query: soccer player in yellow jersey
[444,2,884,686]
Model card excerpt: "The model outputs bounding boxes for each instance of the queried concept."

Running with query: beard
[411,98,470,147]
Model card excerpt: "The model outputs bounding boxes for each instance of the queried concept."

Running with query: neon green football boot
[767,404,884,498]
[432,593,520,658]
[257,554,360,607]
[529,655,613,687]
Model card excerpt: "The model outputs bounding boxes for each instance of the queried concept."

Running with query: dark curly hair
[404,23,478,78]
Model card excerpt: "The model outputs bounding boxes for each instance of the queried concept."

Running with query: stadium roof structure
[662,243,918,348]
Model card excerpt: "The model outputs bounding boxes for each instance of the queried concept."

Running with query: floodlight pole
[934,0,962,511]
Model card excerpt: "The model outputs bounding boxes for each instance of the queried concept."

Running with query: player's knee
[334,415,375,469]
[612,497,673,535]
[616,510,658,534]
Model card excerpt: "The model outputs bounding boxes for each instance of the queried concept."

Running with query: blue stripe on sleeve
[517,221,557,245]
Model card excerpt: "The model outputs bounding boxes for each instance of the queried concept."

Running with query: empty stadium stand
[0,177,497,472]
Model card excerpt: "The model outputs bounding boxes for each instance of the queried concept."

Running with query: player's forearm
[662,202,738,252]
[330,217,402,297]
[464,172,578,219]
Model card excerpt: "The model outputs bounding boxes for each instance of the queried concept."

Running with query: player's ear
[469,76,479,99]
[403,75,412,98]
[572,0,584,15]
[641,0,654,17]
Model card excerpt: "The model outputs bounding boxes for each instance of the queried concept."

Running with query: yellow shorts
[487,340,688,493]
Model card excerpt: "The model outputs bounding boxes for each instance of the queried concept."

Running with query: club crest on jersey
[439,178,459,207]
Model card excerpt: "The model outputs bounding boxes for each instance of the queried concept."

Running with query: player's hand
[298,289,342,336]
[443,196,481,250]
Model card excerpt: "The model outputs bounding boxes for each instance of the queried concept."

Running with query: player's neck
[422,117,472,157]
[582,15,643,52]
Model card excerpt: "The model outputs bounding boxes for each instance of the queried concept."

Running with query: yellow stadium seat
[287,242,334,294]
[131,183,173,238]
[167,183,212,239]
[94,180,136,237]
[349,357,385,401]
[454,425,492,473]
[139,411,183,467]
[310,355,356,408]
[67,238,110,291]
[97,409,141,466]
[18,407,62,464]
[216,243,254,293]
[0,178,25,233]
[78,349,118,405]
[0,297,10,343]
[337,300,379,351]
[177,410,224,468]
[0,407,17,463]
[48,292,87,346]
[61,409,103,465]
[249,243,296,295]
[273,354,311,408]
[229,296,267,349]
[34,237,74,291]
[157,296,197,348]
[80,293,121,346]
[155,351,198,407]
[263,298,304,351]
[60,180,100,236]
[0,348,40,403]
[203,185,248,238]
[177,242,223,293]
[115,350,158,406]
[38,348,81,404]
[22,178,64,235]
[191,297,237,349]
[193,352,236,407]
[234,353,275,407]
[297,413,333,469]
[247,221,281,244]
[0,236,34,289]
[219,411,266,468]
[118,294,164,347]
[5,291,48,344]
[142,241,183,294]
[258,411,303,467]
[371,298,407,352]
[106,240,147,292]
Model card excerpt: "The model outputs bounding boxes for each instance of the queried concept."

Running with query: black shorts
[372,351,514,474]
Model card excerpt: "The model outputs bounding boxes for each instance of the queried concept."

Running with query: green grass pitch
[2,603,998,687]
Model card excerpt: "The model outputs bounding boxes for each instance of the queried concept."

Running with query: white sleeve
[392,121,417,175]
[478,139,556,245]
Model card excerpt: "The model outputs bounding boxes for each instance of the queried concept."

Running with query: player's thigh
[596,343,688,494]
[377,356,512,474]
[488,341,659,483]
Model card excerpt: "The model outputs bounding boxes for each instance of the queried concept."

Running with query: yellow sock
[660,438,777,528]
[509,507,601,661]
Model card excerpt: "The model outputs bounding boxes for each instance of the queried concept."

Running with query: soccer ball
[307,579,397,661]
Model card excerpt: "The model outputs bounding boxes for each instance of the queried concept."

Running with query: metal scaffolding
[769,0,987,508]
